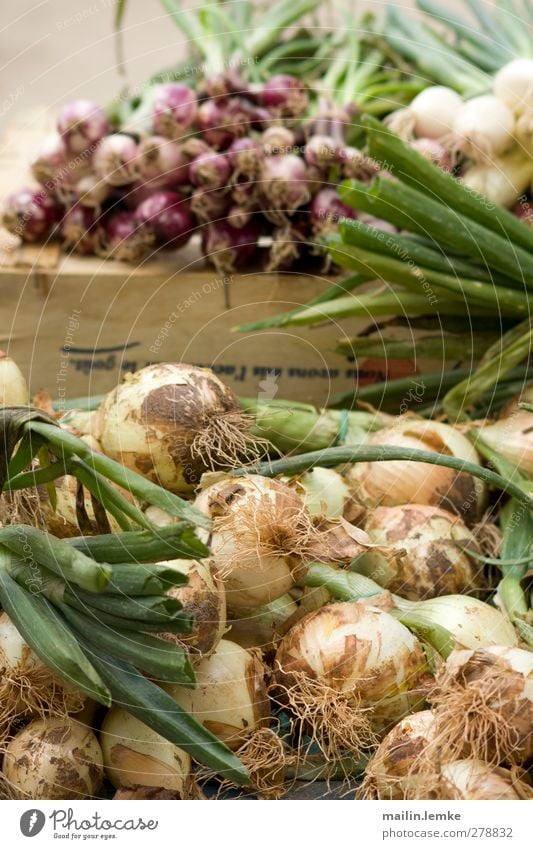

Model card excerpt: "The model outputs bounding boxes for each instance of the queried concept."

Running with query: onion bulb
[346,419,486,520]
[286,467,353,520]
[462,147,533,208]
[360,710,439,799]
[0,351,29,405]
[227,593,299,650]
[3,717,103,799]
[399,595,518,650]
[437,759,532,800]
[387,87,463,140]
[429,645,533,766]
[0,612,84,737]
[94,363,265,494]
[478,407,533,477]
[274,601,428,757]
[158,559,226,658]
[453,95,515,161]
[357,504,481,600]
[100,707,191,795]
[494,59,533,117]
[34,472,125,538]
[194,474,312,612]
[167,639,270,750]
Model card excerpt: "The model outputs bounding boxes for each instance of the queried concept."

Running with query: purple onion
[360,214,397,234]
[266,220,311,272]
[189,151,231,190]
[259,75,308,117]
[57,99,109,154]
[121,179,170,210]
[134,191,194,249]
[260,154,310,223]
[310,188,357,228]
[512,200,533,226]
[102,210,152,262]
[261,126,295,155]
[232,180,259,210]
[2,188,60,242]
[304,135,339,168]
[74,174,110,208]
[227,205,253,229]
[197,100,234,149]
[60,204,99,255]
[137,136,190,187]
[227,137,263,178]
[93,134,139,186]
[410,138,452,171]
[30,133,69,185]
[152,84,197,140]
[201,219,262,272]
[340,146,379,180]
[181,137,211,161]
[190,189,231,224]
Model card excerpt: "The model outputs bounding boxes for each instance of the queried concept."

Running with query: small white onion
[462,148,533,208]
[100,706,191,795]
[438,759,530,800]
[3,717,103,800]
[453,95,515,161]
[494,59,533,116]
[388,87,463,140]
[0,351,29,405]
[358,504,481,599]
[167,639,270,750]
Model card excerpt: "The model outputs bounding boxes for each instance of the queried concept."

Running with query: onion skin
[102,210,152,262]
[3,188,60,242]
[3,717,103,800]
[168,639,270,750]
[134,191,194,249]
[137,135,190,187]
[57,99,109,154]
[479,410,533,476]
[30,133,69,184]
[358,504,480,600]
[93,133,139,186]
[152,84,197,139]
[438,760,530,800]
[94,363,244,493]
[201,218,261,273]
[275,601,428,732]
[100,707,191,794]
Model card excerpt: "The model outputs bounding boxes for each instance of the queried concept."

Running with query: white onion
[438,759,531,800]
[494,59,533,116]
[0,351,29,405]
[388,87,463,140]
[462,147,533,208]
[158,558,226,658]
[194,474,310,612]
[167,639,270,750]
[275,601,428,737]
[357,504,481,599]
[346,419,486,519]
[286,467,352,519]
[401,595,518,650]
[478,408,533,476]
[100,706,191,795]
[3,717,103,799]
[35,472,124,538]
[94,363,261,494]
[453,95,515,161]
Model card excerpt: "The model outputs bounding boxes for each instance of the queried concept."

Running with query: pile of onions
[168,639,270,750]
[346,419,486,520]
[3,717,103,800]
[428,646,533,767]
[100,707,192,796]
[0,612,84,736]
[356,504,482,599]
[274,601,428,761]
[94,363,266,494]
[158,559,226,658]
[0,351,29,405]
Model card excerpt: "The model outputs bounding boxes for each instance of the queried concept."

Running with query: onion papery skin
[479,411,533,477]
[167,639,270,750]
[3,717,103,800]
[347,420,486,520]
[403,595,518,650]
[194,474,310,613]
[100,707,191,794]
[158,559,227,658]
[358,504,481,600]
[287,467,352,520]
[438,759,530,800]
[275,601,428,732]
[362,710,439,799]
[94,363,245,493]
[430,645,533,766]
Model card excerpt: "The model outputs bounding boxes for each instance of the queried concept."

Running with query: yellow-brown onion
[357,504,482,599]
[478,408,533,477]
[167,639,270,750]
[287,467,353,519]
[3,717,103,800]
[346,420,486,519]
[100,707,192,795]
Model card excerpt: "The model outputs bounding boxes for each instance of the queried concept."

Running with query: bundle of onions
[94,363,267,494]
[167,639,270,751]
[158,559,226,658]
[2,717,103,800]
[100,707,192,797]
[436,759,532,800]
[360,710,439,800]
[477,406,533,477]
[0,351,29,405]
[0,612,85,737]
[286,467,353,520]
[428,646,533,767]
[346,420,486,520]
[274,601,428,762]
[356,504,482,600]
[193,474,314,613]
